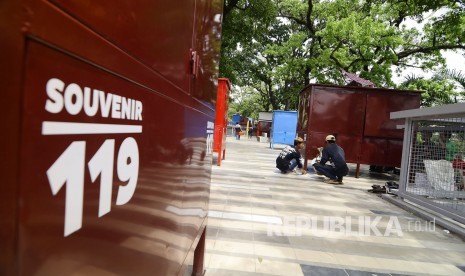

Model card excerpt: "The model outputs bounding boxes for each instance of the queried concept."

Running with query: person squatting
[276,137,308,175]
[313,135,348,184]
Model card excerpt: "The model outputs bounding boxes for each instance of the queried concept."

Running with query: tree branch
[329,42,346,69]
[396,44,465,60]
[347,58,367,70]
[306,0,315,33]
[223,0,250,17]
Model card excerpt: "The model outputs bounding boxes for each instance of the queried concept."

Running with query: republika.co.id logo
[267,215,436,237]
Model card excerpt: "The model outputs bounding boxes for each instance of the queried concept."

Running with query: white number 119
[46,137,139,236]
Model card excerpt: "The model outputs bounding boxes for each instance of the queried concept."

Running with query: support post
[192,227,206,276]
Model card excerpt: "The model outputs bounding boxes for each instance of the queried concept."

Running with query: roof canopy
[342,70,375,87]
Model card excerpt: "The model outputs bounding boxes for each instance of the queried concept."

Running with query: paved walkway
[204,136,465,276]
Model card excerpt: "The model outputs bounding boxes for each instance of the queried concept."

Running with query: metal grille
[406,118,465,214]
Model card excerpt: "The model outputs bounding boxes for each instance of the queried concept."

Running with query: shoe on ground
[325,179,343,185]
[369,185,386,193]
[280,170,294,174]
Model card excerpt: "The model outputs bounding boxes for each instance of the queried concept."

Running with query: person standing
[234,123,242,140]
[276,137,308,174]
[248,126,253,139]
[313,135,348,184]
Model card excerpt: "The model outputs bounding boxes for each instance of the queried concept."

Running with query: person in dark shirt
[234,123,242,140]
[313,135,348,184]
[276,137,307,174]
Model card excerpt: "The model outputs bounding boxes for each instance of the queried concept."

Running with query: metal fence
[392,104,465,224]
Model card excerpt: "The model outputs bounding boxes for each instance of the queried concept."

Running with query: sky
[442,50,465,72]
[392,50,465,83]
[391,11,465,84]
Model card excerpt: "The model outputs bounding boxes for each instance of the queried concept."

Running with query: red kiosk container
[213,78,231,166]
[298,84,422,177]
[1,1,223,275]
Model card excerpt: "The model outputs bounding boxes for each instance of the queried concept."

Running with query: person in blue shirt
[276,137,307,174]
[313,135,348,184]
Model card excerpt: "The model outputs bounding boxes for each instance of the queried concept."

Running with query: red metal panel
[386,139,404,167]
[0,1,24,274]
[359,138,403,167]
[2,0,224,274]
[19,0,221,112]
[365,92,421,139]
[309,87,366,137]
[359,138,388,165]
[304,86,366,167]
[191,1,224,105]
[337,135,363,164]
[306,132,362,164]
[19,40,212,276]
[50,0,196,93]
[213,78,230,165]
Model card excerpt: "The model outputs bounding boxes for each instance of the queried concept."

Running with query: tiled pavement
[204,136,465,276]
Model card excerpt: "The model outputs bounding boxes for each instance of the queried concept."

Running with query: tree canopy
[220,0,465,115]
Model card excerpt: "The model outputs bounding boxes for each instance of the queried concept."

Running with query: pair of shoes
[325,179,343,185]
[294,169,306,175]
[281,170,294,174]
[385,181,399,189]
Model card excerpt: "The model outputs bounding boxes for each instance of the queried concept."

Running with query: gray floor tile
[333,185,357,190]
[253,232,290,244]
[207,227,219,238]
[229,191,252,197]
[251,202,276,209]
[370,209,405,216]
[243,175,267,179]
[205,268,273,276]
[300,264,347,276]
[218,229,254,241]
[210,198,226,204]
[252,194,273,199]
[346,269,391,276]
[227,199,252,206]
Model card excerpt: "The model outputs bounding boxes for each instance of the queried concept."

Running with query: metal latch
[190,49,200,78]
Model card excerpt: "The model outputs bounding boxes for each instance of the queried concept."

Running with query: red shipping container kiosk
[213,78,231,166]
[297,84,421,177]
[0,1,224,275]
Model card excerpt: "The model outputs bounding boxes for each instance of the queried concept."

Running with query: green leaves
[399,72,462,107]
[220,0,465,115]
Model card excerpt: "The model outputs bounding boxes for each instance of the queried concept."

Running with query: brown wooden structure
[297,84,422,177]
